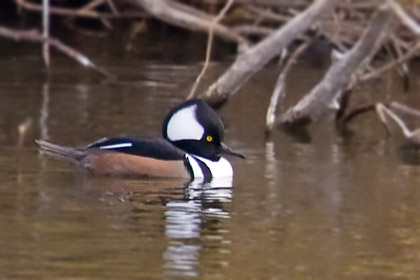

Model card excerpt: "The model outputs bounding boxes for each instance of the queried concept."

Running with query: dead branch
[390,101,420,118]
[132,0,248,45]
[265,42,309,133]
[42,0,50,70]
[14,0,143,19]
[106,0,119,14]
[80,0,106,12]
[338,103,375,128]
[232,25,274,37]
[387,0,420,35]
[376,102,420,147]
[360,41,420,82]
[187,0,235,100]
[0,26,114,80]
[201,0,340,105]
[278,6,391,128]
[244,5,292,23]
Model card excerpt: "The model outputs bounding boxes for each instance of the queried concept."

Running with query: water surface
[1,35,420,279]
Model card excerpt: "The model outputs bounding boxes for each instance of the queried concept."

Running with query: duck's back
[37,137,191,178]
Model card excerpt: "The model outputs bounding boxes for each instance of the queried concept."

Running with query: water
[1,34,420,279]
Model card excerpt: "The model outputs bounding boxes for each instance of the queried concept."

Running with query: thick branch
[201,0,340,104]
[278,6,391,128]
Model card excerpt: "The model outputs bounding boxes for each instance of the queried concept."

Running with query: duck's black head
[162,99,244,161]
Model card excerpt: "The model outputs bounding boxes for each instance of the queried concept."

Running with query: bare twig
[187,0,235,100]
[14,0,143,19]
[265,42,309,133]
[376,103,420,144]
[0,26,114,80]
[78,0,113,28]
[390,35,410,84]
[360,41,420,82]
[106,0,119,15]
[42,0,50,70]
[233,25,274,37]
[390,101,420,118]
[245,5,292,23]
[80,0,106,12]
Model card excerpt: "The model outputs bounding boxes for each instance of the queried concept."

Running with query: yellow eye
[206,135,213,142]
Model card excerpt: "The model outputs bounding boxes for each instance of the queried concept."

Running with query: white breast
[185,154,233,179]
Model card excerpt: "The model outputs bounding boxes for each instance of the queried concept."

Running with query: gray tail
[35,140,87,164]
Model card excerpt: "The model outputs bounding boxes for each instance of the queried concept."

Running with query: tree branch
[0,26,114,80]
[132,0,247,45]
[42,0,50,69]
[14,0,143,19]
[201,0,340,105]
[265,42,309,133]
[278,5,391,128]
[187,0,235,100]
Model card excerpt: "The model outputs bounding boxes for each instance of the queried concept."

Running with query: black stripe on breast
[193,157,212,182]
[183,155,212,182]
[183,156,194,179]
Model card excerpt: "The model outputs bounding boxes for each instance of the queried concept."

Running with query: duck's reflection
[34,169,232,278]
[163,177,232,278]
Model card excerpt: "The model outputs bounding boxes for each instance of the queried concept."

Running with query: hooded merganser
[36,99,244,180]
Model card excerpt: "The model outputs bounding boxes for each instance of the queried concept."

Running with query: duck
[36,99,244,180]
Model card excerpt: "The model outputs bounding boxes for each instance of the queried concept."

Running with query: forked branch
[376,102,420,147]
[201,0,340,105]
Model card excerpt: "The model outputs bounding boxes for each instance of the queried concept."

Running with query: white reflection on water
[163,177,232,278]
[39,83,50,142]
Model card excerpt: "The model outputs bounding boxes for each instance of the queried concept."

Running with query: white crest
[99,143,132,150]
[166,105,204,141]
